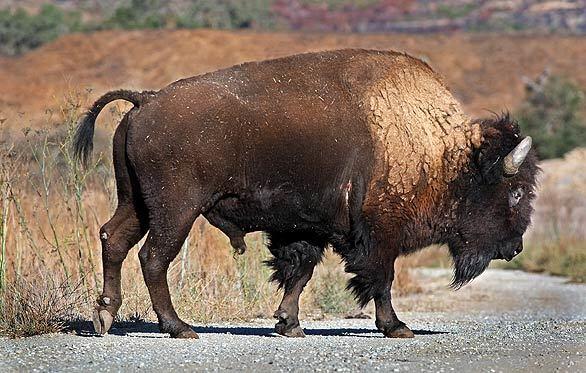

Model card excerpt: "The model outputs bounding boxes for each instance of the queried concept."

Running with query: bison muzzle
[73,49,538,339]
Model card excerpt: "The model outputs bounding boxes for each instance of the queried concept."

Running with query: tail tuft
[73,110,98,167]
[71,89,155,167]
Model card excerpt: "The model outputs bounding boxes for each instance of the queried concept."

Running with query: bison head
[449,114,539,288]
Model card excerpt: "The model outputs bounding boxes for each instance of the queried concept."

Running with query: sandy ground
[0,268,584,372]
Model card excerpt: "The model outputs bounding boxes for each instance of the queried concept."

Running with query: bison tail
[72,89,155,166]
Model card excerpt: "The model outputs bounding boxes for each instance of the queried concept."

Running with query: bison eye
[509,187,524,207]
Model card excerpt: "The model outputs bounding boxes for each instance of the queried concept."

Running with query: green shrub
[176,0,275,29]
[436,3,476,19]
[312,270,355,314]
[300,0,379,10]
[517,75,586,159]
[0,4,82,56]
[0,0,276,55]
[103,0,169,30]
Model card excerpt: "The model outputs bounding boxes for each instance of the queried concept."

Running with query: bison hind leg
[138,199,202,339]
[94,202,148,335]
[94,112,148,335]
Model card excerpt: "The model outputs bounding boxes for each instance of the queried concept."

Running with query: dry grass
[0,276,86,338]
[505,238,585,283]
[170,232,279,323]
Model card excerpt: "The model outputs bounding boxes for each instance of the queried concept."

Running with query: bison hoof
[274,310,305,337]
[92,308,114,335]
[233,246,246,256]
[383,323,415,338]
[230,238,247,256]
[275,322,306,337]
[172,329,199,339]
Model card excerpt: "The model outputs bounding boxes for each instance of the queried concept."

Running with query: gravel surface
[1,269,584,372]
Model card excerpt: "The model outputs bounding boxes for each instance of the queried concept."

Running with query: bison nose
[504,242,524,261]
[513,242,523,256]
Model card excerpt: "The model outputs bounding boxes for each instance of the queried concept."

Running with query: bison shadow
[68,320,448,338]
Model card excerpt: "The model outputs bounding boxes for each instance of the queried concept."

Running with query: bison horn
[503,136,532,175]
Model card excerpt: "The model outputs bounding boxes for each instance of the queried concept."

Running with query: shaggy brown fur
[74,49,538,339]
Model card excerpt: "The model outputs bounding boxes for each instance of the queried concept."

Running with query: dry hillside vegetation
[0,30,585,125]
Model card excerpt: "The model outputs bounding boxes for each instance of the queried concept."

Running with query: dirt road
[1,269,584,372]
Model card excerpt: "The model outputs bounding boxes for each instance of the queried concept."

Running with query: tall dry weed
[0,276,85,338]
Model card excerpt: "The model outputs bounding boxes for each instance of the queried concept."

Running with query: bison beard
[451,250,493,289]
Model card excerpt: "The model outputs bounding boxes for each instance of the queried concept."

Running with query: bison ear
[473,148,503,184]
[472,129,506,184]
[472,114,523,183]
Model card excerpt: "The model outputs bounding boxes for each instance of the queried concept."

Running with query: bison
[73,49,538,339]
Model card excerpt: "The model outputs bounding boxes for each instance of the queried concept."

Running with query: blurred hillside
[1,0,585,34]
[0,30,584,128]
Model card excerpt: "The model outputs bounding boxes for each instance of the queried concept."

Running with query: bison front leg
[372,256,414,338]
[345,250,414,338]
[267,233,325,337]
[374,286,414,338]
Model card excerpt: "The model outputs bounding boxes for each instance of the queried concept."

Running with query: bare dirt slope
[1,269,584,372]
[0,30,584,126]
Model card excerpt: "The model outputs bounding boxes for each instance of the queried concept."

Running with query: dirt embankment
[0,30,584,126]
